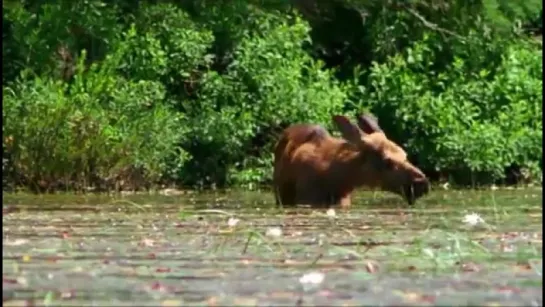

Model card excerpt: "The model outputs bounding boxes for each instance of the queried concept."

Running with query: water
[3,187,543,306]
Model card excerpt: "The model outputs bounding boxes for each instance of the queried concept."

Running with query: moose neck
[329,143,368,197]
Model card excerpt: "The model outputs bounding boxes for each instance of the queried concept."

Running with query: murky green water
[3,187,543,306]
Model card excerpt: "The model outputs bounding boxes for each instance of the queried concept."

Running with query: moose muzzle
[402,177,430,205]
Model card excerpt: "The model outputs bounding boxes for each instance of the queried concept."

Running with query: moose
[272,114,430,208]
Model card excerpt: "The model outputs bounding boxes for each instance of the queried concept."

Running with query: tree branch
[404,6,467,43]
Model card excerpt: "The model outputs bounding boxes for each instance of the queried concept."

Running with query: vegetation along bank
[2,0,542,192]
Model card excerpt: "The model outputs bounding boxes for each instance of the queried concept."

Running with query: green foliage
[3,50,187,190]
[482,0,543,31]
[2,0,543,191]
[182,12,348,186]
[119,3,215,85]
[358,36,542,184]
[2,0,121,83]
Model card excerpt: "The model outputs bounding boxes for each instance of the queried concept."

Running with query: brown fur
[273,114,430,208]
[273,124,330,206]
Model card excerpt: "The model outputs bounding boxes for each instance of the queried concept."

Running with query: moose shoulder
[272,114,430,208]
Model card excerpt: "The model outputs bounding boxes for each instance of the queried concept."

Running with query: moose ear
[332,115,362,143]
[356,113,382,134]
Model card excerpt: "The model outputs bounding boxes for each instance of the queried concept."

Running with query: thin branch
[404,6,467,43]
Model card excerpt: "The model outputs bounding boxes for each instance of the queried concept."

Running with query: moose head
[332,114,430,205]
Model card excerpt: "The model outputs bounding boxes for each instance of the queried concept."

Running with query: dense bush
[182,13,348,186]
[2,0,542,191]
[358,36,542,184]
[3,49,188,191]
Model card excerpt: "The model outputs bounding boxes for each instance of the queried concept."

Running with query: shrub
[2,1,542,191]
[180,13,349,187]
[118,3,215,89]
[356,35,542,185]
[3,50,188,191]
[2,0,121,83]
